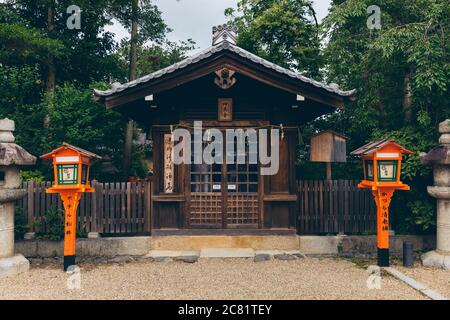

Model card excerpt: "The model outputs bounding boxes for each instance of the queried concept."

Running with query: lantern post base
[64,255,76,271]
[421,250,450,270]
[0,255,30,279]
[377,248,390,267]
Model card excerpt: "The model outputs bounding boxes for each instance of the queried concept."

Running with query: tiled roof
[40,142,102,160]
[94,41,356,98]
[351,139,413,156]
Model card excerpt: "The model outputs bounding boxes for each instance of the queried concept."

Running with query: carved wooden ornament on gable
[214,68,236,90]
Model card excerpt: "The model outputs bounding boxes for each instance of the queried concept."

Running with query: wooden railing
[297,180,377,235]
[16,180,376,235]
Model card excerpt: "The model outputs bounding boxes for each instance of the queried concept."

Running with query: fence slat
[297,180,376,235]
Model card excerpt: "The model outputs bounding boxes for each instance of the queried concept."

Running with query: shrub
[32,206,89,240]
[14,206,28,240]
[33,207,64,241]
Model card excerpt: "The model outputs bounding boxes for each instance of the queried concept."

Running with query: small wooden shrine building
[94,25,356,234]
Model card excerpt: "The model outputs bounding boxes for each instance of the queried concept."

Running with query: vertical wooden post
[144,178,152,234]
[372,188,394,267]
[91,180,98,233]
[60,192,81,271]
[326,162,332,180]
[27,181,35,232]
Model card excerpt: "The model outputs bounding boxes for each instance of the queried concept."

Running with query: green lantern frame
[57,164,79,185]
[377,160,398,182]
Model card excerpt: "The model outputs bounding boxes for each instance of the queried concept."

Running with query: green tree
[116,39,196,78]
[11,0,124,87]
[319,0,450,233]
[107,0,169,178]
[41,83,126,180]
[226,0,322,77]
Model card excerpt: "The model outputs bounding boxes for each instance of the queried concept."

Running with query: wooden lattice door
[189,132,260,228]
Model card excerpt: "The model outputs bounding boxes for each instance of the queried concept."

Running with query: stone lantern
[421,119,450,269]
[0,118,36,278]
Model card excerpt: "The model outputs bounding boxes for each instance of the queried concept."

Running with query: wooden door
[189,132,259,229]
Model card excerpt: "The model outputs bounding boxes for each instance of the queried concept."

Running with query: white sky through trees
[106,0,332,51]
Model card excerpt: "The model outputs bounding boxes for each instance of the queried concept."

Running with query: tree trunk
[44,0,56,128]
[129,1,138,82]
[46,0,56,93]
[402,71,413,124]
[123,0,139,179]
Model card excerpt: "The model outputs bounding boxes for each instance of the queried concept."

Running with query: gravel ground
[0,258,425,300]
[397,263,450,299]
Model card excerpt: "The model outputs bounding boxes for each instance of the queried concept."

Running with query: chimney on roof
[212,24,238,46]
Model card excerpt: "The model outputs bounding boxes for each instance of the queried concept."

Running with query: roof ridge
[94,42,356,98]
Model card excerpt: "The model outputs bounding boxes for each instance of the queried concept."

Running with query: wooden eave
[97,51,354,111]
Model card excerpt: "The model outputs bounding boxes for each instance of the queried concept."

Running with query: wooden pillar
[144,178,152,234]
[326,162,332,180]
[90,180,98,233]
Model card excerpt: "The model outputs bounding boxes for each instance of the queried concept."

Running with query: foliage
[115,39,196,79]
[33,206,88,240]
[11,0,124,85]
[21,171,45,183]
[108,0,169,46]
[319,0,449,233]
[14,206,28,240]
[33,207,65,241]
[226,0,323,77]
[0,2,64,64]
[41,83,126,179]
[0,1,192,182]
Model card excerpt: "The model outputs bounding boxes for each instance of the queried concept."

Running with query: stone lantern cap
[0,119,36,166]
[420,120,450,165]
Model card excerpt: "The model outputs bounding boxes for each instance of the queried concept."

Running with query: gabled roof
[94,41,356,100]
[311,130,349,140]
[41,142,102,160]
[0,143,36,166]
[351,139,413,157]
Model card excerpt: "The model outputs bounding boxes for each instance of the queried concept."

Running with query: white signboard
[55,156,79,163]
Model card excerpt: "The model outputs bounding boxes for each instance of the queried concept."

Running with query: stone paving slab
[145,250,199,258]
[383,267,448,300]
[200,248,255,258]
[255,250,305,257]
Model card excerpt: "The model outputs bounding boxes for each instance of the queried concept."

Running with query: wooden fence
[18,180,152,235]
[297,180,377,235]
[17,180,376,235]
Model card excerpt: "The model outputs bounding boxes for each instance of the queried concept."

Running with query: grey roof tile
[94,41,356,98]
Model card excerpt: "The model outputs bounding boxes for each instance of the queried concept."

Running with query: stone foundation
[14,235,435,258]
[0,255,30,279]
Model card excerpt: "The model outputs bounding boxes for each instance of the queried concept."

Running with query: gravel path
[397,264,450,299]
[0,258,425,300]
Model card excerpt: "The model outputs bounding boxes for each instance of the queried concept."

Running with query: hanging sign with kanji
[164,134,174,193]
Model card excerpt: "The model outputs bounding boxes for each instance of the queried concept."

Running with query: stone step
[150,235,300,251]
[200,248,255,258]
[146,250,199,258]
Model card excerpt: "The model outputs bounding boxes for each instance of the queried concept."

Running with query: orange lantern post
[41,143,101,271]
[351,140,412,267]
